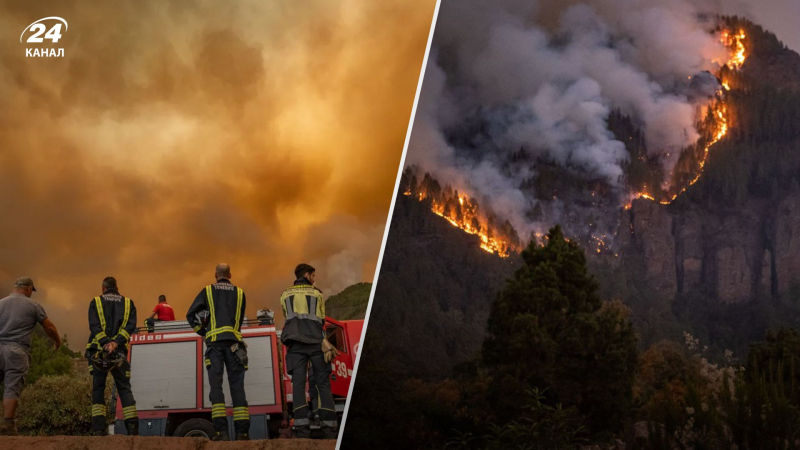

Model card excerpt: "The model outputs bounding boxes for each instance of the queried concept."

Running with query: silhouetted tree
[482,225,638,435]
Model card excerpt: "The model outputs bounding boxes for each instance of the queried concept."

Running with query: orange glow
[405,189,517,257]
[721,29,746,70]
[630,28,744,207]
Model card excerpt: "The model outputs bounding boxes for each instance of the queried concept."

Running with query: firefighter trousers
[309,361,333,418]
[205,343,249,434]
[286,342,338,431]
[88,357,137,433]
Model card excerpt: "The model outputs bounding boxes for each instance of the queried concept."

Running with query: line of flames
[628,28,744,207]
[403,190,513,257]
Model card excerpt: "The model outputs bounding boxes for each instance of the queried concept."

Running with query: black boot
[92,429,107,436]
[321,425,339,440]
[235,433,250,440]
[125,420,139,436]
[295,425,311,439]
[212,430,231,441]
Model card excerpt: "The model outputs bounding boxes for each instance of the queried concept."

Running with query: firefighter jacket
[186,279,246,345]
[86,289,137,353]
[279,279,325,345]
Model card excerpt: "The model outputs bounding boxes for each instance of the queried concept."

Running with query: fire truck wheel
[173,418,216,439]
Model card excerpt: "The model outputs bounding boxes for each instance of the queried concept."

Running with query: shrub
[15,368,112,436]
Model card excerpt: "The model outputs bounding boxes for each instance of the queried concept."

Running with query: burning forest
[404,2,752,259]
[401,170,521,257]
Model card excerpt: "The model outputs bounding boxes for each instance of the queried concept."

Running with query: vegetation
[344,16,800,449]
[0,330,109,436]
[482,226,638,435]
[16,373,95,436]
[326,282,372,320]
[27,326,80,384]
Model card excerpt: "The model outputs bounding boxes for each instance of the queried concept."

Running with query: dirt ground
[0,435,337,450]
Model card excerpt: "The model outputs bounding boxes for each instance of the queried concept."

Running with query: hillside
[343,15,800,450]
[325,282,371,320]
[347,17,800,381]
[354,195,519,379]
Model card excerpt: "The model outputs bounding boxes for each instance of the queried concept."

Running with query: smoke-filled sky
[725,0,800,53]
[408,0,748,237]
[0,0,435,349]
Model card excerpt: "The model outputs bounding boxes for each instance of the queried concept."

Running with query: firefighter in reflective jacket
[186,263,249,441]
[280,263,338,439]
[85,276,138,436]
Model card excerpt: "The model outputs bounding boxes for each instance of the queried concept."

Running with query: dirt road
[0,435,336,449]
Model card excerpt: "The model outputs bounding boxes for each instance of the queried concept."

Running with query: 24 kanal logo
[20,17,68,58]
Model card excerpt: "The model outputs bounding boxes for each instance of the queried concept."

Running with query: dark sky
[725,0,800,52]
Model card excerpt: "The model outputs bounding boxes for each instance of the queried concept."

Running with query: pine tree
[482,225,638,435]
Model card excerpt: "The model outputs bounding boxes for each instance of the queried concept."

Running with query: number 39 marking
[333,361,348,379]
[20,17,68,44]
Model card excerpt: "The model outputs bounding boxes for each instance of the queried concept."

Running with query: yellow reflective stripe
[205,326,242,339]
[94,297,106,329]
[92,404,107,416]
[211,403,226,418]
[193,325,202,332]
[94,297,106,326]
[122,405,137,419]
[205,358,211,366]
[112,298,132,342]
[95,331,107,340]
[206,286,216,331]
[123,298,131,329]
[235,288,243,332]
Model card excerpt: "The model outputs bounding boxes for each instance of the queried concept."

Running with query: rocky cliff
[615,19,800,306]
[618,195,784,304]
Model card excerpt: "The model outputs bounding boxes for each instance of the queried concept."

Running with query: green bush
[15,369,110,436]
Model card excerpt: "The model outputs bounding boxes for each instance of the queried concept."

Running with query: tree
[27,325,79,385]
[482,225,638,435]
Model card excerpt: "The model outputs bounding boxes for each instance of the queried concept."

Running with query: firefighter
[280,263,338,439]
[186,263,249,441]
[86,276,138,436]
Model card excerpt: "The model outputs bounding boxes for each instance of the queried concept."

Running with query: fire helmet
[91,350,126,373]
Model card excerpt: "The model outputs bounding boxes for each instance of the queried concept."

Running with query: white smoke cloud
[407,0,729,236]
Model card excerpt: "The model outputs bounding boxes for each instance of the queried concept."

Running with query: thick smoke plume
[409,0,730,238]
[0,0,434,348]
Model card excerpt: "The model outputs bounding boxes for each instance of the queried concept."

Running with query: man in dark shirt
[0,277,61,435]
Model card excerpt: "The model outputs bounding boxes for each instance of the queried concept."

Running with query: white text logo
[21,17,68,58]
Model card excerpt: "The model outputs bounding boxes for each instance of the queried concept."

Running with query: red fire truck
[113,317,363,439]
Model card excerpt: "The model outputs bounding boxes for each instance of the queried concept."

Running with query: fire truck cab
[115,317,362,439]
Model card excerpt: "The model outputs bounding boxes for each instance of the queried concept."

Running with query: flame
[629,28,744,207]
[721,29,746,70]
[404,189,518,257]
[406,27,748,256]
